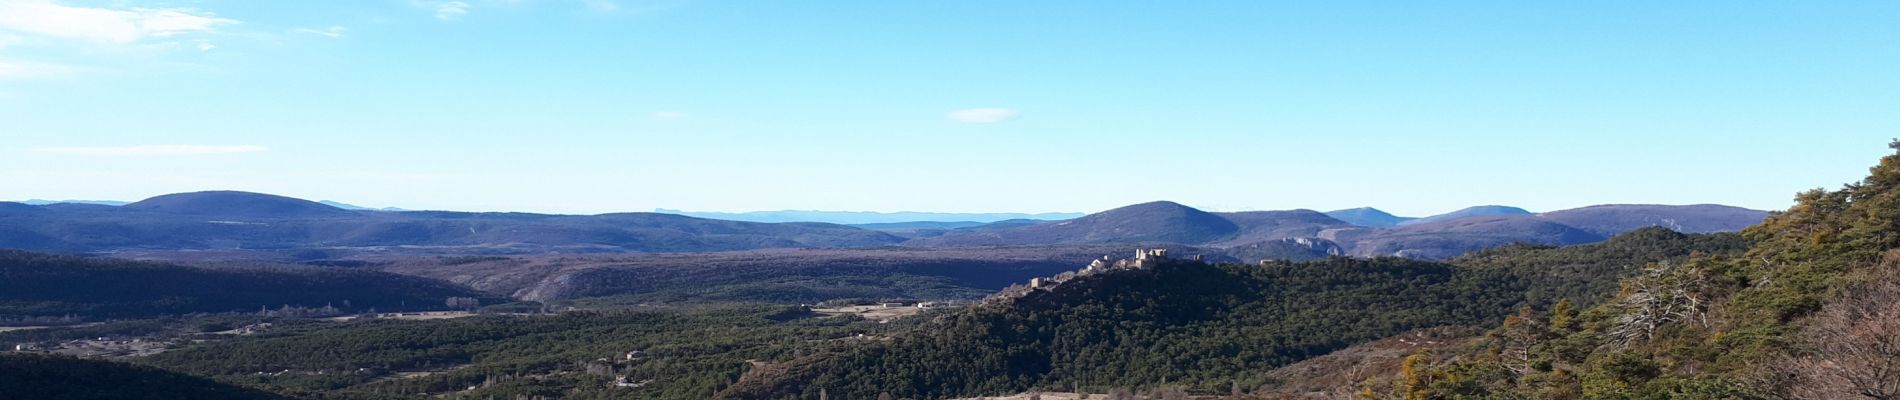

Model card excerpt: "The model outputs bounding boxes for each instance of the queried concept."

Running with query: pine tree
[1401,351,1431,400]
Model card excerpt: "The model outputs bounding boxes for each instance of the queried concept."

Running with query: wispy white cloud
[292,26,348,38]
[651,111,688,120]
[436,2,470,19]
[414,0,472,20]
[947,108,1020,124]
[0,0,236,44]
[32,145,269,156]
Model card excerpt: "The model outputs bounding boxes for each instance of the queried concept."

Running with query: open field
[811,305,926,322]
[0,326,52,333]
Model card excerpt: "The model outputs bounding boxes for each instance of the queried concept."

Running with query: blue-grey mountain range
[0,191,1768,260]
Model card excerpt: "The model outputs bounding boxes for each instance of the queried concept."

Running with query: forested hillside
[692,228,1761,399]
[1362,141,1900,399]
[1451,227,1752,308]
[0,250,496,321]
[718,258,1529,399]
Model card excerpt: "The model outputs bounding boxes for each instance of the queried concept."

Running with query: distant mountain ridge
[913,201,1767,259]
[1325,205,1537,228]
[1342,214,1606,259]
[1536,204,1768,236]
[0,191,906,254]
[0,191,1769,260]
[654,208,1084,224]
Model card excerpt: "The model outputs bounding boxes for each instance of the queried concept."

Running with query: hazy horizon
[10,190,1775,218]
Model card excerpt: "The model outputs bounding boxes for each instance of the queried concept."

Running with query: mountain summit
[124,191,354,218]
[1399,205,1534,226]
[916,201,1241,246]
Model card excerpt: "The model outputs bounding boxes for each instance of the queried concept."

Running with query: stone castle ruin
[989,248,1199,305]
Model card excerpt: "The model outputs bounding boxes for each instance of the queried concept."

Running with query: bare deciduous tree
[1605,262,1708,348]
[1774,272,1900,400]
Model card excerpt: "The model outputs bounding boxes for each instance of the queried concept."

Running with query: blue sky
[0,1,1895,216]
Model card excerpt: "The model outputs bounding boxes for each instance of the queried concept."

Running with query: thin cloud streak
[32,145,269,156]
[412,1,471,20]
[292,26,348,38]
[947,108,1020,124]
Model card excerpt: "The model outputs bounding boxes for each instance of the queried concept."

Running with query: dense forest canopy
[1451,227,1752,308]
[0,353,288,400]
[0,250,496,321]
[135,305,891,399]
